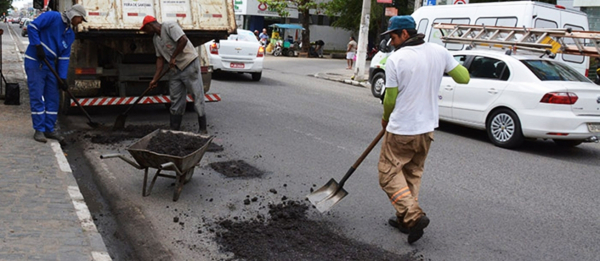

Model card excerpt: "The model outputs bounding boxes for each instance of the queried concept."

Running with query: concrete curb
[313,73,371,88]
[84,149,174,261]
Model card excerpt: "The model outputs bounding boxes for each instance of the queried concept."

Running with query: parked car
[438,49,600,149]
[19,18,30,28]
[204,29,264,81]
[11,17,20,24]
[21,20,31,37]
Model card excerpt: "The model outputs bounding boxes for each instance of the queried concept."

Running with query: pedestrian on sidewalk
[140,15,208,134]
[346,36,357,69]
[378,15,470,244]
[24,4,87,143]
[314,39,325,58]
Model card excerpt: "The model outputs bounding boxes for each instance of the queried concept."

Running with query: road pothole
[209,160,264,178]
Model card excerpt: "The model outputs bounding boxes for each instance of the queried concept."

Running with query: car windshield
[227,31,258,43]
[521,60,591,82]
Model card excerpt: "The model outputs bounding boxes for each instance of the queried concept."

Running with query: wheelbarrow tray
[127,129,213,173]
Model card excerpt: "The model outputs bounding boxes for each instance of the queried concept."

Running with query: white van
[368,1,590,98]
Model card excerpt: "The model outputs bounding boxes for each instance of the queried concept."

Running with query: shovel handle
[42,58,97,125]
[337,129,385,188]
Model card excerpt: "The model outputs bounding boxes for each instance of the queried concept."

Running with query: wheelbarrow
[101,129,214,201]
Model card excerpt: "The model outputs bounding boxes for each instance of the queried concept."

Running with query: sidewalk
[313,58,371,88]
[0,23,110,260]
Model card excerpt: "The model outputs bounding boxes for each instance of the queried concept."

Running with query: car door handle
[444,85,453,91]
[488,88,498,94]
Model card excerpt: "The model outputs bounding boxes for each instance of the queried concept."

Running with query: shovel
[307,129,385,213]
[112,68,170,131]
[42,58,100,128]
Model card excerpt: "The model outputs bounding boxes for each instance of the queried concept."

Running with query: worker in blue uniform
[24,4,87,143]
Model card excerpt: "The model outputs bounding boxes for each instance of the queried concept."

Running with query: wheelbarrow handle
[160,162,183,175]
[100,154,143,169]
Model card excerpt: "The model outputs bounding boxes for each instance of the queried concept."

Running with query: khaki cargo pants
[378,131,433,228]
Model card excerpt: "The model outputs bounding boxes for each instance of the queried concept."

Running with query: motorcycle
[367,46,378,60]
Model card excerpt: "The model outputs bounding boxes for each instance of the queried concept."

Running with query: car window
[454,55,467,65]
[562,24,585,64]
[468,56,510,81]
[429,18,470,51]
[521,60,591,82]
[228,31,258,43]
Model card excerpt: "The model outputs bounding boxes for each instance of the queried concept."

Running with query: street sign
[377,0,393,3]
[454,0,468,4]
[427,0,437,5]
[385,7,398,17]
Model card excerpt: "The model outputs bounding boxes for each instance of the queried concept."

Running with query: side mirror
[379,39,387,52]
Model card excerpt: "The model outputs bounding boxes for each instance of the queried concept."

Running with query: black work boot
[198,115,207,135]
[388,216,409,234]
[33,130,47,143]
[170,114,183,131]
[44,131,64,143]
[407,215,430,244]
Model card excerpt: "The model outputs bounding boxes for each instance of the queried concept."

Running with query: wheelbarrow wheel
[184,167,195,184]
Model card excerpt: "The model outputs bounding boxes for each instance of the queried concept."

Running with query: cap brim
[82,17,87,22]
[380,29,394,36]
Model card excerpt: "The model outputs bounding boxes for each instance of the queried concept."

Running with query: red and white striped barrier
[70,94,221,107]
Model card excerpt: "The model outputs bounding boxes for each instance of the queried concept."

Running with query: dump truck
[47,0,236,114]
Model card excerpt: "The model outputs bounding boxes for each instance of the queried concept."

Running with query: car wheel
[371,72,385,98]
[486,108,524,149]
[553,139,583,147]
[251,72,262,81]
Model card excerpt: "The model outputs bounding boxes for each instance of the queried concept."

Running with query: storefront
[234,0,299,33]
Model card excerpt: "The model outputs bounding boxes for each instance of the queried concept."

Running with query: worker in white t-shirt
[378,15,470,244]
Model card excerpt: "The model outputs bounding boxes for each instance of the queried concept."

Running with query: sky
[12,0,32,9]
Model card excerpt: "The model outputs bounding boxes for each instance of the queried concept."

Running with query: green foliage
[258,0,318,17]
[1,0,15,16]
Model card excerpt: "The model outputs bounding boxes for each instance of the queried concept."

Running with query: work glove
[35,45,46,60]
[59,79,68,91]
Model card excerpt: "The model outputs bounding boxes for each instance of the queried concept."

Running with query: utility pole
[353,0,371,81]
[414,0,422,12]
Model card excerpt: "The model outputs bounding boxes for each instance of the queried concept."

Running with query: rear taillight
[257,46,264,57]
[75,68,100,75]
[585,69,588,77]
[210,43,219,55]
[540,92,578,104]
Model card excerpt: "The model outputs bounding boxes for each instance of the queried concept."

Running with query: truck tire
[371,72,385,98]
[58,91,72,115]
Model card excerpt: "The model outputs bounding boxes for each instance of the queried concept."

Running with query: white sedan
[439,49,600,148]
[204,29,265,81]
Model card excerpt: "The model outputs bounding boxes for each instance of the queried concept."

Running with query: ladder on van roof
[433,23,600,58]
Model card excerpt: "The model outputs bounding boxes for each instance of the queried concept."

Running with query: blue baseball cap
[381,15,416,36]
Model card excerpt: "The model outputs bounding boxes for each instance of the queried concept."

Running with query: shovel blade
[113,114,127,131]
[306,178,348,213]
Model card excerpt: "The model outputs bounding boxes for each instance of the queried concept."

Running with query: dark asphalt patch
[215,200,417,261]
[209,160,264,178]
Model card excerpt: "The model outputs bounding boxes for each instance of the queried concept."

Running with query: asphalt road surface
[14,24,598,260]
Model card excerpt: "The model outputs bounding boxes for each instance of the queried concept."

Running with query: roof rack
[433,23,600,58]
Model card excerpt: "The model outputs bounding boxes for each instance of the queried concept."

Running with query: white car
[204,29,264,81]
[439,49,600,148]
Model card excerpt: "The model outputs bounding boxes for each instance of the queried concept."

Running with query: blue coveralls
[24,11,74,133]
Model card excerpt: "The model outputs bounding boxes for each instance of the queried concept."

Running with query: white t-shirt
[384,43,458,135]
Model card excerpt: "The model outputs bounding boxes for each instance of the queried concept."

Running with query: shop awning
[269,24,305,30]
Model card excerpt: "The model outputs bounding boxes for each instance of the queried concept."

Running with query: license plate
[230,63,245,69]
[588,123,600,133]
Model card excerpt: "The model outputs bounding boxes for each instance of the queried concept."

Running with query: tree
[258,0,318,52]
[1,0,14,18]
